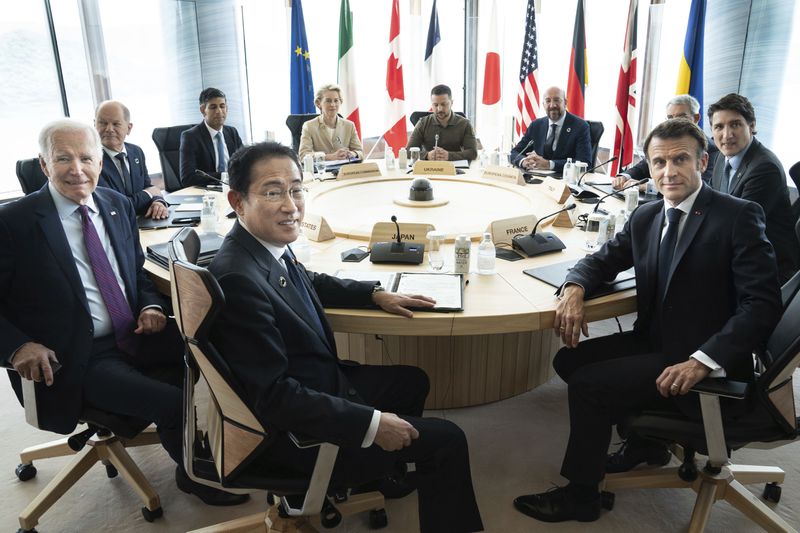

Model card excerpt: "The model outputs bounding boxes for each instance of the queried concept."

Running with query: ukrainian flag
[676,0,706,126]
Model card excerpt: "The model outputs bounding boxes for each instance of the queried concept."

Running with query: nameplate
[541,176,571,204]
[369,222,435,249]
[337,162,382,180]
[301,212,335,241]
[552,207,579,228]
[486,215,537,245]
[482,165,524,185]
[412,161,456,175]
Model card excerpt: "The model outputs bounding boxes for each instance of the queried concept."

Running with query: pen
[434,133,439,150]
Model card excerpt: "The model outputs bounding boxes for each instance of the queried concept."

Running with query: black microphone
[390,215,402,244]
[593,178,649,213]
[514,139,535,165]
[194,169,228,189]
[512,203,577,257]
[370,215,425,264]
[570,156,619,203]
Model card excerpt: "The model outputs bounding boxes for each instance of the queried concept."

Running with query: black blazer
[709,138,799,282]
[624,136,719,183]
[208,222,379,448]
[510,112,592,173]
[98,142,156,215]
[179,122,243,187]
[566,184,781,382]
[0,185,162,434]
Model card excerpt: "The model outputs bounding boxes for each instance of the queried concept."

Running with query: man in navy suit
[179,87,244,188]
[510,86,592,173]
[0,120,246,506]
[208,142,484,532]
[95,100,168,219]
[513,119,781,523]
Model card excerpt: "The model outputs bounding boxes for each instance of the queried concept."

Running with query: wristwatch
[372,284,385,295]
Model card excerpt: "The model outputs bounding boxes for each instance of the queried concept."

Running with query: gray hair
[39,119,102,161]
[95,100,131,122]
[314,84,343,106]
[666,94,700,115]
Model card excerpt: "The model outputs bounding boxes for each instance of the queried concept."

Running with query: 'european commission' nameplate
[541,176,572,204]
[412,161,456,175]
[337,162,382,180]
[369,222,435,249]
[487,215,538,245]
[482,165,524,185]
[301,212,335,241]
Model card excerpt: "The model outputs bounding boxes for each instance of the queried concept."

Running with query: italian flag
[337,0,361,139]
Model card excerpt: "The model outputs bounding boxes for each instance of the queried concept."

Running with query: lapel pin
[694,210,702,216]
[110,210,117,216]
[134,157,140,164]
[279,276,287,288]
[566,127,571,133]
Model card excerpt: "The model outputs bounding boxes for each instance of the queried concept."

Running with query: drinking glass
[426,231,446,271]
[409,147,421,166]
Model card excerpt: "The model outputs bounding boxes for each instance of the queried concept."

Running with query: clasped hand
[522,152,550,170]
[374,412,419,451]
[427,147,449,161]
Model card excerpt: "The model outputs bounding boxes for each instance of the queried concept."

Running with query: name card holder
[412,161,456,175]
[482,165,525,185]
[540,176,571,204]
[369,222,435,249]
[552,208,579,228]
[301,212,335,241]
[486,215,537,245]
[337,162,382,180]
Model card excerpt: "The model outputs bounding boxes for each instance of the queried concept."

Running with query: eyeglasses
[259,187,308,203]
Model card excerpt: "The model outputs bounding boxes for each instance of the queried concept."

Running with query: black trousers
[82,321,185,464]
[253,364,484,533]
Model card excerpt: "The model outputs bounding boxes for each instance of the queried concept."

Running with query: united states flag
[515,0,541,138]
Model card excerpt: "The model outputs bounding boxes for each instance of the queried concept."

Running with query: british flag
[515,0,541,138]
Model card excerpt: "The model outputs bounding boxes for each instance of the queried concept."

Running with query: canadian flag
[384,0,406,156]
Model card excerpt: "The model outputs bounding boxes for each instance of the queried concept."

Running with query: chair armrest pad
[690,378,749,399]
[288,431,324,449]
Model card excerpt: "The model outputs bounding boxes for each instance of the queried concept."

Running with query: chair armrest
[691,378,749,400]
[288,431,324,449]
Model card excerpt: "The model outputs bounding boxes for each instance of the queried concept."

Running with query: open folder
[523,259,635,299]
[335,270,464,312]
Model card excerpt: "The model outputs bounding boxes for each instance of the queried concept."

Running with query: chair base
[604,463,795,533]
[18,429,161,531]
[187,491,385,533]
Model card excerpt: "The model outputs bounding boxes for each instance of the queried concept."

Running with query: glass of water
[426,230,446,271]
[313,151,325,176]
[409,147,421,167]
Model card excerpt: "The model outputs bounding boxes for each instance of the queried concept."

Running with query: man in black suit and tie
[708,93,799,283]
[208,142,484,533]
[510,86,592,173]
[179,87,244,188]
[95,100,169,219]
[513,119,781,523]
[0,120,246,506]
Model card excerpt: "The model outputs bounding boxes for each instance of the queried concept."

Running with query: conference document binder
[335,271,465,312]
[524,259,635,299]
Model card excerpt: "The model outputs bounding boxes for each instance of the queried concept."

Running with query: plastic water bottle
[384,150,396,170]
[477,233,496,275]
[453,235,471,274]
[292,230,311,264]
[614,210,626,237]
[398,147,408,169]
[200,194,217,233]
[563,158,575,184]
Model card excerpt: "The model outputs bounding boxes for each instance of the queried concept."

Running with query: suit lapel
[101,152,125,191]
[646,203,665,302]
[35,188,91,314]
[124,143,142,188]
[664,185,712,296]
[729,139,760,194]
[200,126,216,164]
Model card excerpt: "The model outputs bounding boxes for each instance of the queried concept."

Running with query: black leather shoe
[606,439,671,473]
[513,487,601,523]
[175,467,250,506]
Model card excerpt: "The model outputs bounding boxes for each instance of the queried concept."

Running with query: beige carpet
[3,317,799,532]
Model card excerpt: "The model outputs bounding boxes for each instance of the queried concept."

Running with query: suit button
[347,388,357,396]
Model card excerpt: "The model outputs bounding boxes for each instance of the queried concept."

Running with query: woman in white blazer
[299,83,364,161]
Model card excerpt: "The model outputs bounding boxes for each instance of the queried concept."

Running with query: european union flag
[290,0,315,114]
[676,0,705,126]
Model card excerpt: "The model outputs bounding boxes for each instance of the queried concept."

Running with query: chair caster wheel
[678,461,698,482]
[332,489,349,503]
[601,491,615,510]
[320,499,342,528]
[141,506,163,522]
[16,463,37,481]
[763,482,782,503]
[369,508,388,529]
[17,528,38,533]
[105,464,119,478]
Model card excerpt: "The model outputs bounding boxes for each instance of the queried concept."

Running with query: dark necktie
[657,208,683,300]
[215,132,226,173]
[281,250,326,338]
[722,161,733,194]
[78,205,138,355]
[544,123,558,156]
[114,153,132,195]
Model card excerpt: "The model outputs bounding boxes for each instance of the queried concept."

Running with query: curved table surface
[141,163,636,337]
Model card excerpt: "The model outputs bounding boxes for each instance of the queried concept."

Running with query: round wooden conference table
[141,162,636,409]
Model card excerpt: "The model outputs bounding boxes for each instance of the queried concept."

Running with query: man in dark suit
[0,120,245,506]
[613,94,718,187]
[95,100,168,219]
[513,119,781,523]
[510,86,592,173]
[179,87,244,188]
[208,142,484,533]
[708,93,799,283]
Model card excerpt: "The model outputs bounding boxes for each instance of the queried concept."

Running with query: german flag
[566,0,588,118]
[676,0,706,126]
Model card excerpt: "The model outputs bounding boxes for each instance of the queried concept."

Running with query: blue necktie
[281,250,326,338]
[215,132,226,173]
[544,123,558,156]
[657,208,683,300]
[722,161,733,194]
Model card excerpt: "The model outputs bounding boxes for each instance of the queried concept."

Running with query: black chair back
[587,120,605,167]
[16,158,48,195]
[152,125,194,192]
[285,114,319,153]
[409,110,466,126]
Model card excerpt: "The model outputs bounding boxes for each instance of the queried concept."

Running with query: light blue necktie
[722,161,733,194]
[215,132,226,173]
